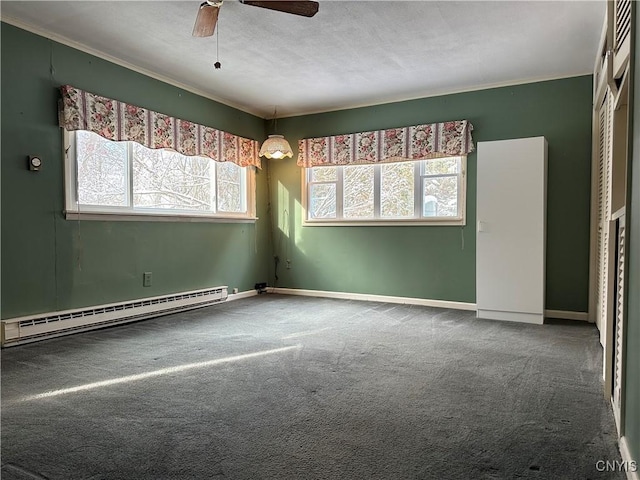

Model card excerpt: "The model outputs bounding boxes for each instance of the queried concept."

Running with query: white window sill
[303,218,466,227]
[64,211,258,224]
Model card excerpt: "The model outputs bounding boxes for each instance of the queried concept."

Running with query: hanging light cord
[213,16,221,69]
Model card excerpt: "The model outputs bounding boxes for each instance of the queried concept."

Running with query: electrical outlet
[143,272,152,287]
[232,287,239,294]
[286,259,291,269]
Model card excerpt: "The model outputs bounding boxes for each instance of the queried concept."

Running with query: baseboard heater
[1,286,228,347]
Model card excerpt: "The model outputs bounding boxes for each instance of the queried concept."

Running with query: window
[65,130,255,221]
[304,157,466,225]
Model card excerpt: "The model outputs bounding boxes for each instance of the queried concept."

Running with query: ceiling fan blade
[192,2,220,37]
[240,1,319,18]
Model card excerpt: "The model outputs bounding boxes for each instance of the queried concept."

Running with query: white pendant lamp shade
[259,135,293,159]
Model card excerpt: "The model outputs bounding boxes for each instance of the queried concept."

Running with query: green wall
[270,76,593,312]
[0,23,595,317]
[623,7,640,464]
[1,23,270,318]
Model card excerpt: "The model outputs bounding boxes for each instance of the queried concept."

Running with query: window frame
[302,157,467,226]
[63,130,257,223]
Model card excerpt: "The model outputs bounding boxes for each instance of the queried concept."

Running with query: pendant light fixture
[259,108,293,159]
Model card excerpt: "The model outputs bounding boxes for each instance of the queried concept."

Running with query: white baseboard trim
[478,309,544,324]
[271,288,477,311]
[620,436,640,480]
[269,289,591,322]
[226,290,258,302]
[543,309,590,322]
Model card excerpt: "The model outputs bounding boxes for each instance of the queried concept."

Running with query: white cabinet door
[476,137,547,324]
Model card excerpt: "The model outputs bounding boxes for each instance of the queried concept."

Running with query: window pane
[344,165,374,218]
[217,162,246,213]
[423,177,458,217]
[303,156,464,223]
[310,167,337,182]
[133,145,212,211]
[310,184,336,218]
[381,162,414,218]
[423,157,459,176]
[76,131,128,206]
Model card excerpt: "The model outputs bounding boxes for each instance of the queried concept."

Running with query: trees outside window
[305,157,465,225]
[68,130,253,219]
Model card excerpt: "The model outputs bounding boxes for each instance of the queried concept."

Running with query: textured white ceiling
[1,1,605,118]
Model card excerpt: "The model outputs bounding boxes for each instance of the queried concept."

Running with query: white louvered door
[612,215,626,431]
[614,0,631,54]
[591,0,632,439]
[595,92,614,343]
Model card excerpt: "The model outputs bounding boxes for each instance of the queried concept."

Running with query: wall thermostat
[28,156,42,171]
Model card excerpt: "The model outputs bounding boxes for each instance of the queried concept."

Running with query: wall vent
[1,286,228,347]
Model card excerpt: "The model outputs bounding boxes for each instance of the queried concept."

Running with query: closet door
[612,214,626,431]
[595,92,614,340]
[476,137,547,324]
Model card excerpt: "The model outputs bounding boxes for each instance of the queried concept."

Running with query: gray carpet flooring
[1,294,624,479]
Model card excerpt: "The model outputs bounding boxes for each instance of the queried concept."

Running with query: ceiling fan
[193,0,319,37]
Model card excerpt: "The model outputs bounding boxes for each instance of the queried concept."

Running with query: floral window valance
[59,85,261,169]
[297,120,474,168]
